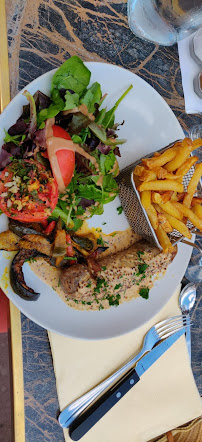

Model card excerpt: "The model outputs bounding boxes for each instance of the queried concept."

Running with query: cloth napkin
[178,28,202,114]
[48,286,202,442]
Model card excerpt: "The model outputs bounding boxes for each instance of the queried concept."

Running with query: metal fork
[59,315,189,428]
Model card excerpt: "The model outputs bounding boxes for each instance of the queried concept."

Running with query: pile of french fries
[133,138,202,252]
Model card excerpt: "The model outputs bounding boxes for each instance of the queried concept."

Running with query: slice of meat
[60,264,89,295]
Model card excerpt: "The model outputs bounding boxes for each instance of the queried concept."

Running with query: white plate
[0,62,191,340]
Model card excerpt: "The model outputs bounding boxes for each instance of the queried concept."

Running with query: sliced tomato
[52,125,75,188]
[0,159,58,222]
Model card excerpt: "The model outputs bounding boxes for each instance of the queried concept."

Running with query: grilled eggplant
[10,249,46,300]
[0,230,19,251]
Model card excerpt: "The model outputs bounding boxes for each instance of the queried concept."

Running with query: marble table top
[5,0,202,440]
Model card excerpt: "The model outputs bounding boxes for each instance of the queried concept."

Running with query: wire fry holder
[116,141,201,250]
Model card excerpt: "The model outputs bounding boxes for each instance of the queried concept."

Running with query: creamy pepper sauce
[30,227,175,311]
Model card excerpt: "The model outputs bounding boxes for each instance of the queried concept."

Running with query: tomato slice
[0,159,58,222]
[52,125,75,188]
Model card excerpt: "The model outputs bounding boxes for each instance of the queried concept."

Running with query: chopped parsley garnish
[137,250,144,259]
[86,280,92,288]
[111,232,118,237]
[102,222,107,225]
[63,256,77,260]
[58,279,61,287]
[106,293,121,306]
[138,263,148,274]
[102,266,107,271]
[86,301,92,305]
[99,304,104,310]
[139,287,150,299]
[74,299,79,304]
[25,257,37,263]
[117,206,123,215]
[114,283,122,290]
[97,235,105,246]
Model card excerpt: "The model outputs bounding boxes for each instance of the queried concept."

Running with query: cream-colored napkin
[48,286,202,442]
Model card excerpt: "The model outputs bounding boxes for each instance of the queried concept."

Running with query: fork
[59,315,189,428]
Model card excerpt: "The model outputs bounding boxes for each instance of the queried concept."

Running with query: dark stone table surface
[5,1,202,440]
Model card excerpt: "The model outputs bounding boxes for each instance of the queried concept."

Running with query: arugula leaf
[4,131,25,146]
[95,108,107,125]
[89,203,104,216]
[80,127,91,143]
[99,151,116,175]
[71,218,83,231]
[80,82,102,113]
[49,206,70,225]
[102,84,133,128]
[64,90,79,111]
[51,56,91,99]
[89,122,126,146]
[37,102,64,128]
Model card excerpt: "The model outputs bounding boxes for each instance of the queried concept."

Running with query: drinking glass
[128,0,202,46]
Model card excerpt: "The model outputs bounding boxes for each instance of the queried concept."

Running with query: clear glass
[128,0,202,46]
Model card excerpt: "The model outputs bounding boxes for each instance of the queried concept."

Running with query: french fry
[138,180,184,193]
[165,141,193,172]
[183,162,202,208]
[133,165,145,176]
[133,174,141,188]
[192,204,202,220]
[153,167,168,179]
[152,191,173,204]
[172,202,202,231]
[183,192,192,208]
[145,204,158,230]
[156,225,173,253]
[176,156,198,182]
[157,213,173,233]
[158,201,183,220]
[141,190,151,209]
[142,147,177,169]
[191,197,202,207]
[170,191,178,201]
[139,170,157,182]
[162,212,192,239]
[165,172,181,180]
[192,138,202,149]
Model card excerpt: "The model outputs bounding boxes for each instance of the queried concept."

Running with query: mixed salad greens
[0,56,132,230]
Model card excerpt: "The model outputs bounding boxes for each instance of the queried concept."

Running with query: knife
[69,327,185,441]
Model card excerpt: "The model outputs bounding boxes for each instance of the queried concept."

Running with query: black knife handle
[69,368,140,441]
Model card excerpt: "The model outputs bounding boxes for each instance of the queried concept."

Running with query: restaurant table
[5,1,202,441]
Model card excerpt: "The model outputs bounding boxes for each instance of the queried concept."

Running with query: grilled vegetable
[10,250,44,300]
[18,234,52,256]
[9,219,43,237]
[52,218,67,257]
[0,230,19,251]
[71,234,94,254]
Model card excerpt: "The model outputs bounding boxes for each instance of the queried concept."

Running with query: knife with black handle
[69,327,185,441]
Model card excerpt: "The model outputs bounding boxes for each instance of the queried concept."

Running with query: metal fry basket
[116,141,201,250]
